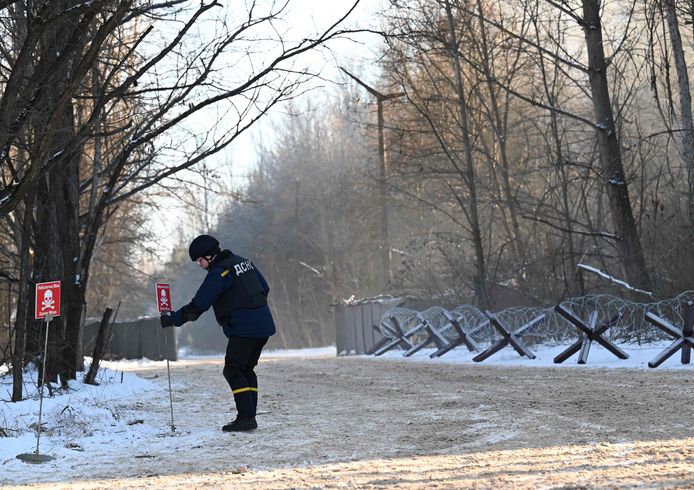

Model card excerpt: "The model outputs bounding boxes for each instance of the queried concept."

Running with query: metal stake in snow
[163,323,175,433]
[17,281,61,464]
[156,283,175,433]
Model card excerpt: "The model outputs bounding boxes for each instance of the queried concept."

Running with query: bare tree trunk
[533,10,584,296]
[444,0,489,308]
[55,107,84,379]
[376,99,392,286]
[85,307,113,385]
[11,194,33,401]
[33,0,90,380]
[581,0,651,290]
[664,0,694,220]
[33,179,63,385]
[474,0,527,267]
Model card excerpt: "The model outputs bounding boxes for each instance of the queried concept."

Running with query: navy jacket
[171,250,276,338]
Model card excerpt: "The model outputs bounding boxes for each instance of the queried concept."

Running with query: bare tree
[643,0,694,218]
[449,0,652,290]
[578,0,650,290]
[1,0,364,398]
[381,0,493,307]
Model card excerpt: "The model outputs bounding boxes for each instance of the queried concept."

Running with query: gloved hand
[160,313,174,328]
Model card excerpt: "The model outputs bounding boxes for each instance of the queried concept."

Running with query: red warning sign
[35,281,61,320]
[156,283,173,313]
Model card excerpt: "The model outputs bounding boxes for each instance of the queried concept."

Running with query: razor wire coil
[376,291,694,347]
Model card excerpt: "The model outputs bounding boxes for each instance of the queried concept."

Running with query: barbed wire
[376,291,694,347]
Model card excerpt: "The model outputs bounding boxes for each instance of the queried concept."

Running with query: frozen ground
[1,342,694,489]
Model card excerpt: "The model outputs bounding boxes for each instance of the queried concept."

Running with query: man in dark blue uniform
[161,234,276,432]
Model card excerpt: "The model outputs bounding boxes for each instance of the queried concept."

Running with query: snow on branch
[577,264,654,298]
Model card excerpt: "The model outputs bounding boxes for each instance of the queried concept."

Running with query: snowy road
[3,347,694,488]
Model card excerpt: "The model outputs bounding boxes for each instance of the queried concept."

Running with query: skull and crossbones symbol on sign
[41,289,55,311]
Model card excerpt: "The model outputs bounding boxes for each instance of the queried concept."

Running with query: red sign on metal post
[156,283,173,313]
[35,281,61,320]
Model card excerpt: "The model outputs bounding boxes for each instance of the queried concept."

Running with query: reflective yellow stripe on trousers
[232,387,258,394]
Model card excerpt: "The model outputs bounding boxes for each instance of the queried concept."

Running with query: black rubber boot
[233,391,255,418]
[222,417,257,432]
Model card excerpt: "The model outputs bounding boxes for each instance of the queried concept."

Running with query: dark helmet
[188,234,220,261]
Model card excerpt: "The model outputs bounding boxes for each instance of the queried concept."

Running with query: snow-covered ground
[1,347,340,484]
[1,342,693,489]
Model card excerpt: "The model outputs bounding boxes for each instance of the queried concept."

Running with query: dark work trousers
[223,335,269,419]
